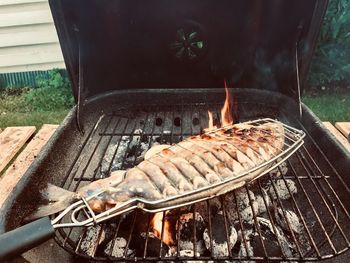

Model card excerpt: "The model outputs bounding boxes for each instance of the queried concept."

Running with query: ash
[104,237,135,257]
[79,225,102,256]
[100,128,168,173]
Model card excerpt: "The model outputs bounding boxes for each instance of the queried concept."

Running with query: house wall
[0,0,65,74]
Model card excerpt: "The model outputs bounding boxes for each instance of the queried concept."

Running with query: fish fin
[145,144,170,159]
[41,183,75,202]
[26,184,77,221]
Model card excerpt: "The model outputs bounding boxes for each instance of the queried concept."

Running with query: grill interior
[50,100,350,262]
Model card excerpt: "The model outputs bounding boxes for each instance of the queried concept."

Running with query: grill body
[2,0,349,261]
[0,89,349,262]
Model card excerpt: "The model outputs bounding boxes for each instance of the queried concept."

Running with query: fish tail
[26,184,78,221]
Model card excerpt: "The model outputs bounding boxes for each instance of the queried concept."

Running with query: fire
[221,80,234,126]
[150,211,173,246]
[206,110,217,131]
[205,80,236,131]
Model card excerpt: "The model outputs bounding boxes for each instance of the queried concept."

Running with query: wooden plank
[0,126,36,173]
[323,122,350,152]
[335,122,350,139]
[0,124,58,207]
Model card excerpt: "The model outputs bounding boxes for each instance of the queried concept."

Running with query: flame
[206,110,217,132]
[221,80,234,126]
[205,80,236,131]
[150,211,173,246]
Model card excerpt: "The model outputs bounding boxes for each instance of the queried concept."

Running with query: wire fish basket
[52,118,305,228]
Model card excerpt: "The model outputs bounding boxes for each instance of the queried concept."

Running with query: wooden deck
[0,124,58,207]
[323,122,350,152]
[0,122,348,209]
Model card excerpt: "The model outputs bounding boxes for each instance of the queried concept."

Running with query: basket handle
[0,217,55,261]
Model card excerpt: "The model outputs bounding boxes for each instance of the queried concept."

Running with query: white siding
[0,0,65,73]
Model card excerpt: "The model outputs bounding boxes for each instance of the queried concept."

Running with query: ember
[150,211,174,246]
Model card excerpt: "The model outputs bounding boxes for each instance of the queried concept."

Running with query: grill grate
[53,103,350,261]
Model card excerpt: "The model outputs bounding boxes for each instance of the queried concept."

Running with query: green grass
[0,110,69,129]
[303,91,350,123]
[0,89,70,130]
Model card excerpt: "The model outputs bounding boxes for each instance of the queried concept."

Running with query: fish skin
[32,122,284,218]
[169,144,222,183]
[177,141,233,178]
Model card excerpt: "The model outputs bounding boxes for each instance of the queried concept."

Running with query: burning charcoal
[238,240,254,258]
[134,141,151,164]
[279,161,288,175]
[95,223,123,256]
[177,250,203,263]
[255,189,271,215]
[269,161,288,177]
[167,250,204,263]
[79,225,103,256]
[268,179,297,200]
[140,133,149,143]
[249,219,283,257]
[203,214,237,257]
[155,134,174,144]
[196,197,222,220]
[224,189,259,223]
[101,143,119,173]
[239,202,259,223]
[177,239,206,256]
[235,189,255,209]
[110,136,130,169]
[232,239,255,262]
[178,250,199,257]
[104,237,135,257]
[176,212,207,254]
[142,233,170,257]
[236,189,259,222]
[274,208,303,234]
[134,128,143,135]
[257,217,294,257]
[96,213,141,257]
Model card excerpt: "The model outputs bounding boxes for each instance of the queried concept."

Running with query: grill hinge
[76,41,85,135]
[295,23,303,118]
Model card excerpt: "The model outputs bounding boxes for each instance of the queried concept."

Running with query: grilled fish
[32,121,285,219]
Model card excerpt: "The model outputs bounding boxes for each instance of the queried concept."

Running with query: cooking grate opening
[53,102,350,261]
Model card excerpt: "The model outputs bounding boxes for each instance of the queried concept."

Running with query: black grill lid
[49,0,327,101]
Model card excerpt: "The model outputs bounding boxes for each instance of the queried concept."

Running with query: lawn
[0,110,69,129]
[0,70,73,129]
[303,90,350,123]
[0,88,70,129]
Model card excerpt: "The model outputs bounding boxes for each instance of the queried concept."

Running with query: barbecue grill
[1,0,350,262]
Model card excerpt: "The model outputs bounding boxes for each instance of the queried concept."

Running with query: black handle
[0,217,55,261]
